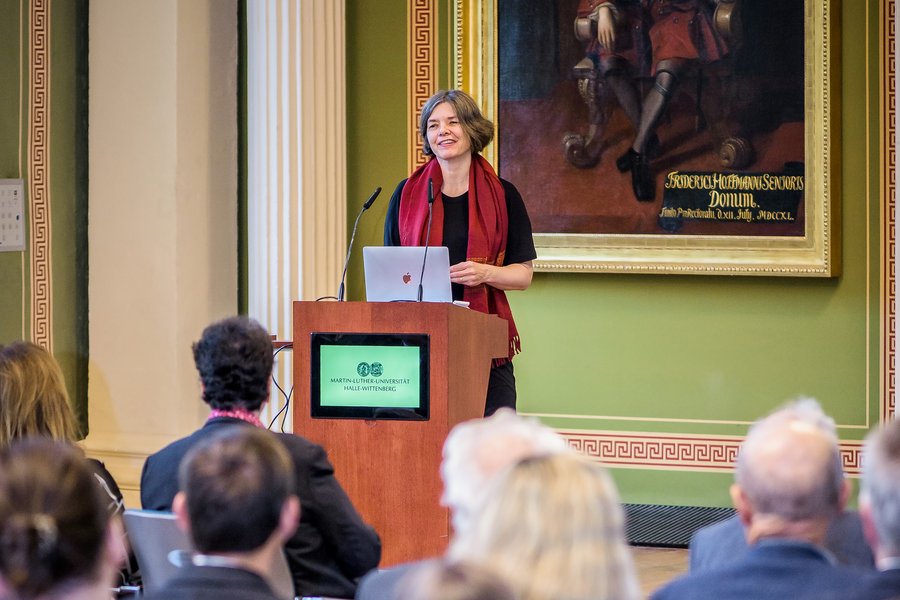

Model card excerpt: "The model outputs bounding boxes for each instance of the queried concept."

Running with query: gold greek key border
[407,0,436,172]
[28,0,52,351]
[562,430,864,476]
[883,0,896,422]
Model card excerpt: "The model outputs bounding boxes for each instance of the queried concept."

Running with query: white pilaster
[247,0,347,428]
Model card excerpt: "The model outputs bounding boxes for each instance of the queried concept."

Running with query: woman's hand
[596,5,616,50]
[450,261,533,291]
[449,261,493,287]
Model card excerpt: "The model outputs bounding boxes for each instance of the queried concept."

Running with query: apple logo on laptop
[402,272,412,284]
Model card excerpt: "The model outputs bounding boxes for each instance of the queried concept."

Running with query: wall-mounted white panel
[0,179,25,252]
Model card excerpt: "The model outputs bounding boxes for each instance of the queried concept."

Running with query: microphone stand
[338,187,382,301]
[417,178,435,302]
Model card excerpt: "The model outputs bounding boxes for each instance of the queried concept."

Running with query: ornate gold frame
[453,0,841,276]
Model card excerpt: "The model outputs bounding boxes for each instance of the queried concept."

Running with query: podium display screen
[310,332,429,420]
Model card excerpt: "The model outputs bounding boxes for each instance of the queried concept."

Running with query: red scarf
[399,155,521,362]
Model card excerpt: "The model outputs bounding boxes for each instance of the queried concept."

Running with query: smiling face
[426,102,472,163]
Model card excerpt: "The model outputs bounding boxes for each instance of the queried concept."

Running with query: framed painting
[453,0,840,275]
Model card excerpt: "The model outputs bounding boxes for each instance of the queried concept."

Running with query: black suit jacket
[140,565,280,600]
[141,417,381,599]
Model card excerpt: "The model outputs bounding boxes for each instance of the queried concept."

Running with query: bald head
[735,399,844,522]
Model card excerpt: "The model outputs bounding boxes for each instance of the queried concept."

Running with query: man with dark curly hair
[141,316,381,599]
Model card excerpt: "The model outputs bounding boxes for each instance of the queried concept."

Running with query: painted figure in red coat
[578,0,729,200]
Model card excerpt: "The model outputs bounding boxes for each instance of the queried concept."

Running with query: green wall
[0,0,89,429]
[346,1,882,506]
[0,0,26,339]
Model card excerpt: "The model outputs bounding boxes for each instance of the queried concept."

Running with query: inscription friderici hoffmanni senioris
[657,163,804,231]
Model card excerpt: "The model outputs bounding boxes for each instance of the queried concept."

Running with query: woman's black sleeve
[383,179,407,246]
[501,179,538,265]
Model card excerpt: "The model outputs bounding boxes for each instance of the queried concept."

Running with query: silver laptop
[122,510,193,594]
[363,246,452,302]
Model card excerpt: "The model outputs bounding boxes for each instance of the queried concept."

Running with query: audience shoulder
[274,431,334,476]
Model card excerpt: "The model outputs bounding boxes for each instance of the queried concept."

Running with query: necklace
[207,408,264,428]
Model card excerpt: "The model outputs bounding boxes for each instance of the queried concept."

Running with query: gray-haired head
[735,397,845,521]
[440,408,569,534]
[861,419,900,555]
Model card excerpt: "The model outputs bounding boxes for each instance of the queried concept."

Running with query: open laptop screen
[363,246,452,302]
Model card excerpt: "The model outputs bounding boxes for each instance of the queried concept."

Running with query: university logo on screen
[330,361,411,393]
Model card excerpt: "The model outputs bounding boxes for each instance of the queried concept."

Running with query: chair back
[123,509,193,594]
[269,549,295,600]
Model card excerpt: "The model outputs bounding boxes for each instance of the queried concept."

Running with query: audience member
[0,438,126,600]
[651,399,869,600]
[447,452,640,600]
[356,408,568,600]
[394,561,516,600]
[0,341,136,587]
[141,316,381,598]
[842,418,900,599]
[142,426,299,600]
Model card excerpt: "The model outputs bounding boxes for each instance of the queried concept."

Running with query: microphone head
[363,187,382,210]
[428,178,434,204]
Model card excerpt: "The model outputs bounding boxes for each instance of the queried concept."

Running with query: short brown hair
[419,90,494,157]
[178,426,294,553]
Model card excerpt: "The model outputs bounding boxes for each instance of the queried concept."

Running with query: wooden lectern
[293,301,508,566]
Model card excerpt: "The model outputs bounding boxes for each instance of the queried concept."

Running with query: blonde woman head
[0,342,79,445]
[448,453,639,600]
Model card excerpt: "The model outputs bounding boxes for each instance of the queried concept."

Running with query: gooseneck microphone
[417,178,435,302]
[337,186,382,302]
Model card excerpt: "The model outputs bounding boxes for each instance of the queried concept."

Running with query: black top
[384,178,537,300]
[140,418,382,598]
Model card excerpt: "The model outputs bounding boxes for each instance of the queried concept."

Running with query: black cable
[268,344,294,431]
[280,385,293,432]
